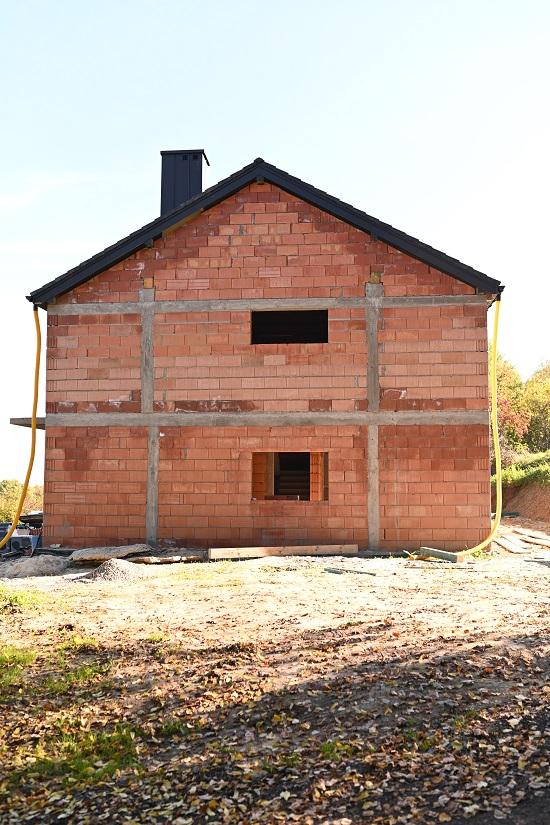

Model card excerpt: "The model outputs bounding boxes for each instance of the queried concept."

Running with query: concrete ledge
[10,417,45,430]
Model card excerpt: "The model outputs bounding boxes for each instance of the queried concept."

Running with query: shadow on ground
[1,622,549,824]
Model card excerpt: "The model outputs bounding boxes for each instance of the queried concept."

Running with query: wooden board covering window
[252,452,267,499]
[310,452,328,501]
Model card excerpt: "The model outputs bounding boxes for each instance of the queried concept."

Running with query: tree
[491,351,531,451]
[0,480,43,523]
[525,362,550,452]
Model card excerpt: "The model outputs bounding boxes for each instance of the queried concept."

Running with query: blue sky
[1,0,549,483]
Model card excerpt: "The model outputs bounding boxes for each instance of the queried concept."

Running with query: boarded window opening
[252,452,328,501]
[251,310,328,344]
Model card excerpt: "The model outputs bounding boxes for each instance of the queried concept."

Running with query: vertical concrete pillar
[365,282,383,550]
[146,426,159,546]
[141,287,158,545]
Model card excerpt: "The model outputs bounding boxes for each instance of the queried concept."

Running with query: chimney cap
[160,149,210,166]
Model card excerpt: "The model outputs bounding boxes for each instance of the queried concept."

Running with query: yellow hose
[0,306,41,550]
[419,295,502,562]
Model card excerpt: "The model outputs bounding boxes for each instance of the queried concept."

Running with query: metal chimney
[160,149,209,215]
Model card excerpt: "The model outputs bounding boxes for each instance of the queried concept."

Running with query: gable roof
[28,157,503,306]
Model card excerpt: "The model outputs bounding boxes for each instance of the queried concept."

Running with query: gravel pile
[77,558,151,583]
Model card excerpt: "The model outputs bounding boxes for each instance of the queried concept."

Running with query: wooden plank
[494,536,528,554]
[511,527,550,546]
[130,555,202,564]
[208,544,358,561]
[514,535,550,549]
[497,533,531,549]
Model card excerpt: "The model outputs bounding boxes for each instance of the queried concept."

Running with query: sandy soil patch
[1,542,549,824]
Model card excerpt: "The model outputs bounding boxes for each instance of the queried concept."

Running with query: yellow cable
[419,295,502,561]
[0,306,41,550]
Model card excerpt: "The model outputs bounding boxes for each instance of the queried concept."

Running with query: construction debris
[493,523,550,555]
[495,523,550,555]
[70,544,152,563]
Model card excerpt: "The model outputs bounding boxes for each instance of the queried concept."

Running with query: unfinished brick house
[26,151,503,551]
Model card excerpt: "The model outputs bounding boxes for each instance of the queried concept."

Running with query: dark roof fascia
[28,158,502,306]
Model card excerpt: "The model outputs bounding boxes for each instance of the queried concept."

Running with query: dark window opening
[251,310,328,344]
[252,452,328,501]
[275,452,310,499]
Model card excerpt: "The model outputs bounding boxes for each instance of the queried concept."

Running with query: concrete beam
[383,294,488,307]
[48,293,489,316]
[45,410,489,428]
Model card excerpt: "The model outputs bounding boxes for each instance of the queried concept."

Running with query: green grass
[59,635,99,653]
[145,631,168,643]
[492,450,550,487]
[11,724,141,786]
[0,646,38,691]
[0,585,43,613]
[155,718,189,737]
[319,739,354,760]
[0,646,37,668]
[43,662,112,695]
[10,716,196,787]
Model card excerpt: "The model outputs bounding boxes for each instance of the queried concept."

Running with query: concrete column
[146,426,159,546]
[140,287,158,545]
[365,282,384,550]
[140,288,155,414]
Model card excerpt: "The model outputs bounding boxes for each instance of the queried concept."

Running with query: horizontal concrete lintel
[383,294,489,307]
[48,297,364,315]
[10,417,46,430]
[48,293,490,316]
[45,410,489,428]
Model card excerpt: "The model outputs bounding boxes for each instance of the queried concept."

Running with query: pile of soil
[77,558,151,583]
[0,554,69,579]
[505,483,550,523]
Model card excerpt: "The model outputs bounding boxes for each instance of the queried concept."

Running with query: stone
[70,544,151,563]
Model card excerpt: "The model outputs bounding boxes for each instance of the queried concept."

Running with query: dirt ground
[1,525,549,824]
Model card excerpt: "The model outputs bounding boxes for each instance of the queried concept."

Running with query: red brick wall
[379,425,490,550]
[43,427,147,546]
[153,307,367,413]
[43,181,491,550]
[379,304,488,411]
[157,426,369,548]
[55,264,143,304]
[46,314,142,413]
